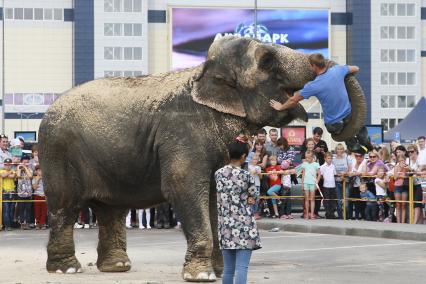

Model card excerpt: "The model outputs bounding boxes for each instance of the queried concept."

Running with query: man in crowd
[265,128,280,156]
[269,53,372,152]
[417,136,426,167]
[0,134,12,169]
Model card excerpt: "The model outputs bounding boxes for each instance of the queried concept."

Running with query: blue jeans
[222,249,252,284]
[267,184,281,205]
[335,181,350,219]
[2,193,15,227]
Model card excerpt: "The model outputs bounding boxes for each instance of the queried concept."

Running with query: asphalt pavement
[1,228,426,283]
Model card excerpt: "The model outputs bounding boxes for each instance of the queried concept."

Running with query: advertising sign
[172,8,329,69]
[281,126,306,147]
[366,125,384,145]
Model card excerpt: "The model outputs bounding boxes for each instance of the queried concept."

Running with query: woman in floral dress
[215,140,261,284]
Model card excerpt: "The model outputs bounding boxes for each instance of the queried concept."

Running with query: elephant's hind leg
[46,208,82,273]
[92,204,131,272]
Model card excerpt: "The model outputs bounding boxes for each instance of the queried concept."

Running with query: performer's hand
[269,100,284,111]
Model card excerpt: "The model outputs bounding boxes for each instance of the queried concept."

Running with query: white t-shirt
[248,164,261,187]
[320,163,336,188]
[374,178,387,196]
[352,159,367,187]
[418,148,426,167]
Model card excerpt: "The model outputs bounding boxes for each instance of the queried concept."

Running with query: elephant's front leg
[92,205,131,272]
[163,173,216,282]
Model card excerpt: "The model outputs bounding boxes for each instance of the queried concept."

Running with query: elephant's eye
[259,53,276,71]
[214,75,236,88]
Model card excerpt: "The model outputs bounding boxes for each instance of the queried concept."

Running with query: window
[381,72,388,85]
[389,96,396,108]
[133,47,142,60]
[397,49,406,62]
[114,23,122,36]
[104,23,113,36]
[34,8,43,20]
[407,72,415,85]
[113,47,122,60]
[124,47,133,60]
[114,71,123,77]
[381,72,416,85]
[114,0,122,12]
[381,50,388,62]
[407,27,415,39]
[398,96,406,108]
[5,8,13,19]
[14,8,23,20]
[124,0,133,12]
[381,119,389,131]
[104,47,114,60]
[54,9,63,20]
[407,96,415,107]
[406,49,415,62]
[406,3,415,16]
[380,26,388,39]
[134,71,143,76]
[133,24,142,36]
[389,119,396,129]
[398,73,407,85]
[381,3,388,16]
[397,3,406,16]
[381,3,415,17]
[124,23,132,36]
[24,8,33,20]
[44,9,53,20]
[105,70,143,77]
[381,96,389,108]
[104,0,113,12]
[397,26,406,39]
[133,0,142,12]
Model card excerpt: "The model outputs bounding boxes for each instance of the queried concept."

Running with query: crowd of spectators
[243,128,426,224]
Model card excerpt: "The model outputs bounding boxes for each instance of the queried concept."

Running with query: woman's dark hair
[228,141,249,160]
[277,137,289,151]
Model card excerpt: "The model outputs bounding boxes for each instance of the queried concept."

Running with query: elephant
[38,36,366,281]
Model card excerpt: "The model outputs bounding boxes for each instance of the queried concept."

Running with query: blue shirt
[300,65,352,124]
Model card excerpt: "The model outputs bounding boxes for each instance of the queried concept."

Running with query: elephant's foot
[182,258,216,282]
[97,250,131,272]
[47,255,83,274]
[212,257,223,278]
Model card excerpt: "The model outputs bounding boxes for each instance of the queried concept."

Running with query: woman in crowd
[406,144,424,224]
[246,141,268,170]
[349,149,367,220]
[215,140,261,284]
[333,143,352,219]
[365,150,387,195]
[394,154,409,223]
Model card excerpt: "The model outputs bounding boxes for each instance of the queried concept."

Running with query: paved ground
[1,228,426,284]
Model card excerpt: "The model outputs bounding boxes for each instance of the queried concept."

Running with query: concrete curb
[257,220,426,242]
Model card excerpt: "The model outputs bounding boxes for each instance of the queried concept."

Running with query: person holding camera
[16,156,33,230]
[1,158,16,231]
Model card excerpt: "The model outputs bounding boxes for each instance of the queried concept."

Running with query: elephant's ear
[191,60,246,117]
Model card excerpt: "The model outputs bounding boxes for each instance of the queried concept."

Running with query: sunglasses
[407,150,415,153]
[369,155,377,158]
[355,154,364,157]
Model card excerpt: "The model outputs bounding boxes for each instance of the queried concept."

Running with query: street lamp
[254,0,258,39]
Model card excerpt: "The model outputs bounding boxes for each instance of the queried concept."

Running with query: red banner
[281,127,306,146]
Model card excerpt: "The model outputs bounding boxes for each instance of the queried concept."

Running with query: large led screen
[172,8,329,69]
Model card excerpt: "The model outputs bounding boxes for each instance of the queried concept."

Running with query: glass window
[24,8,33,20]
[5,8,13,19]
[381,72,388,85]
[133,24,142,36]
[381,119,389,131]
[380,3,388,16]
[398,119,403,124]
[104,71,114,77]
[407,73,415,85]
[104,47,114,60]
[388,3,395,16]
[389,96,396,108]
[104,24,113,36]
[381,50,388,62]
[397,4,406,16]
[406,49,415,62]
[134,71,143,76]
[398,73,407,85]
[124,24,132,36]
[407,96,415,108]
[133,0,142,12]
[133,47,142,60]
[124,47,133,60]
[14,8,24,20]
[389,49,395,62]
[124,71,133,77]
[124,0,132,12]
[114,23,122,36]
[397,26,406,39]
[397,49,406,62]
[104,0,113,12]
[407,27,415,39]
[406,4,415,16]
[113,71,123,77]
[54,9,63,20]
[44,9,53,20]
[114,47,122,60]
[388,26,395,39]
[381,96,389,108]
[389,72,396,85]
[114,0,122,12]
[380,26,388,39]
[389,119,396,129]
[398,96,406,108]
[34,8,43,20]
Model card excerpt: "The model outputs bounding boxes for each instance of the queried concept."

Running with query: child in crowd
[299,150,320,219]
[374,167,388,221]
[1,158,16,231]
[16,156,33,230]
[393,154,409,223]
[138,209,152,229]
[279,160,293,219]
[32,165,47,229]
[248,154,262,220]
[320,152,337,219]
[266,156,283,218]
[360,183,377,221]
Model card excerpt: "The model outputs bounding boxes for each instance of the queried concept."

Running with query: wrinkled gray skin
[38,36,365,282]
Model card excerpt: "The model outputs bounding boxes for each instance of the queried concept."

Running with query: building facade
[0,0,424,141]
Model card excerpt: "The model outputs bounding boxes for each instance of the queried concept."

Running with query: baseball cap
[3,158,12,164]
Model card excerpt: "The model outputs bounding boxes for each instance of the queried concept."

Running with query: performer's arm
[269,92,304,111]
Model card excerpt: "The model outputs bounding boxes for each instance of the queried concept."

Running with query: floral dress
[215,165,261,250]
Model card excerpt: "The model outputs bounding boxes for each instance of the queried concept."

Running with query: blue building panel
[64,9,74,22]
[331,12,352,25]
[148,10,166,23]
[74,0,94,86]
[421,7,426,20]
